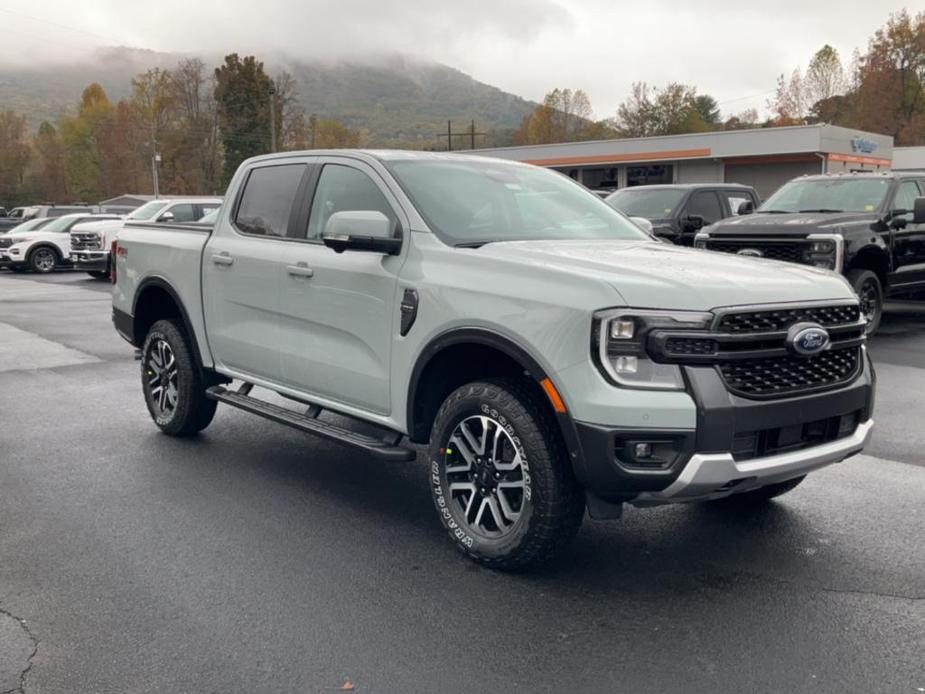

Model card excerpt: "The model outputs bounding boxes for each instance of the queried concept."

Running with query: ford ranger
[112,151,875,569]
[695,172,925,333]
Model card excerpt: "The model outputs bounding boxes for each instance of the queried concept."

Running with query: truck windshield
[387,158,651,246]
[605,188,686,219]
[128,201,169,221]
[760,178,890,213]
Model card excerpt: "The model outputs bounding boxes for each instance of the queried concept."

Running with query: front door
[277,158,406,415]
[888,179,925,290]
[202,160,309,383]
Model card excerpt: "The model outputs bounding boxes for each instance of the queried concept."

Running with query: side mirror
[322,210,401,255]
[629,216,654,234]
[157,211,174,223]
[684,214,705,231]
[737,201,755,215]
[914,198,925,225]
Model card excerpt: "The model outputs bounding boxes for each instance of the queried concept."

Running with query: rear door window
[234,164,307,237]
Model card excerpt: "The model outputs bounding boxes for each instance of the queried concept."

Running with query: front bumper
[572,350,875,502]
[70,251,109,271]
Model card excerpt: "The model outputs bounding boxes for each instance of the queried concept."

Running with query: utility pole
[309,113,317,149]
[269,83,277,153]
[151,140,161,199]
[437,120,488,151]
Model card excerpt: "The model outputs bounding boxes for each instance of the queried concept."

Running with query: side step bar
[206,384,416,462]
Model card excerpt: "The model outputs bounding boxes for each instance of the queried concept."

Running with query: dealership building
[474,124,894,198]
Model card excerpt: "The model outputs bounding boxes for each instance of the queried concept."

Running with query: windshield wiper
[799,208,844,213]
[756,209,792,214]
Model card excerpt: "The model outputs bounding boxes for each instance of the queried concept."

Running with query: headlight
[806,233,843,271]
[592,309,712,390]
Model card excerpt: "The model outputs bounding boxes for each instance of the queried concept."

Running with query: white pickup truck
[70,197,222,278]
[112,150,875,569]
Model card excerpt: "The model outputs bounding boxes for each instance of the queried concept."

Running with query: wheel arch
[406,328,584,464]
[846,244,890,287]
[131,277,205,370]
[27,242,63,264]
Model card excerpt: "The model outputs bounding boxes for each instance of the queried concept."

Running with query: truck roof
[799,171,925,181]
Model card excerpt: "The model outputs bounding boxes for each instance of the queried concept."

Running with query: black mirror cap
[685,214,705,231]
[322,234,402,255]
[737,200,755,215]
[914,197,925,225]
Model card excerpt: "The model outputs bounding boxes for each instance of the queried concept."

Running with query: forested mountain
[0,47,536,147]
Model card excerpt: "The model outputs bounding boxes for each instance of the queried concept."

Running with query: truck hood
[705,211,878,236]
[476,239,854,311]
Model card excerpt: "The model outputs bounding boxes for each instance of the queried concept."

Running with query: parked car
[0,213,120,273]
[70,198,222,278]
[112,151,873,569]
[0,206,30,232]
[606,184,760,245]
[695,172,925,333]
[22,204,98,221]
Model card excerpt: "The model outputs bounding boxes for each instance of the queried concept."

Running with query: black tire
[28,245,59,273]
[846,269,883,335]
[10,266,26,273]
[711,475,805,506]
[140,318,217,436]
[88,271,110,280]
[428,378,585,570]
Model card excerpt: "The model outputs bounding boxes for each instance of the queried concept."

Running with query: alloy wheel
[145,338,179,418]
[443,415,527,539]
[33,248,55,272]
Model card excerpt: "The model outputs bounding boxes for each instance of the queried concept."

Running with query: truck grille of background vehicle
[709,240,805,262]
[731,410,861,461]
[70,232,102,250]
[719,346,861,397]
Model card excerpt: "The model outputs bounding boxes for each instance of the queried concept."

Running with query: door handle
[286,263,314,278]
[211,253,234,266]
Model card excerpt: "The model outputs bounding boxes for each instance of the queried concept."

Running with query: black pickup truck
[695,172,925,333]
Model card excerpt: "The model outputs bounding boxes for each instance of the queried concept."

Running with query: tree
[769,69,808,125]
[615,82,711,137]
[59,83,115,201]
[313,118,363,148]
[214,54,273,185]
[805,45,848,106]
[723,108,760,131]
[512,88,598,144]
[30,121,67,202]
[693,95,721,126]
[0,110,31,204]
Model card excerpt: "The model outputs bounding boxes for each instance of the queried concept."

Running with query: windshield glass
[41,215,84,232]
[128,201,169,221]
[605,188,686,219]
[387,158,650,245]
[7,217,53,233]
[760,178,890,213]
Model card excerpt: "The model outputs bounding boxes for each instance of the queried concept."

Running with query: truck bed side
[112,222,215,367]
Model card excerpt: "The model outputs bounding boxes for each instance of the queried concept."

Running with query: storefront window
[626,164,673,187]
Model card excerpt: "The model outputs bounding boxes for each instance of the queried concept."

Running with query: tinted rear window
[234,164,306,237]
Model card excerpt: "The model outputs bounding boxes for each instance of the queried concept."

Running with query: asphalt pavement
[0,270,923,693]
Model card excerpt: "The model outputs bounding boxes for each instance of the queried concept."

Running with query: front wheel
[141,319,217,436]
[29,246,58,273]
[846,269,883,335]
[428,379,585,570]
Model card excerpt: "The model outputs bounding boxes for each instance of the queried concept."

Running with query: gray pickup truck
[112,151,875,569]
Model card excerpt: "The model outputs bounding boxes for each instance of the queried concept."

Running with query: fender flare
[131,276,206,368]
[406,327,585,464]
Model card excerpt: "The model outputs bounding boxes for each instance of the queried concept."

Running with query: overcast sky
[0,0,920,118]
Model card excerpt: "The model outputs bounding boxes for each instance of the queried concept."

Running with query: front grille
[0,237,12,249]
[719,346,860,397]
[664,337,718,356]
[732,411,861,461]
[708,239,806,263]
[716,304,860,334]
[70,232,101,250]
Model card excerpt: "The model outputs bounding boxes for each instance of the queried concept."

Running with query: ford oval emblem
[787,323,831,356]
[737,248,764,258]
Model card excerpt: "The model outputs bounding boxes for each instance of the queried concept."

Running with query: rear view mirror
[737,201,755,215]
[914,198,925,225]
[322,210,401,255]
[684,214,705,231]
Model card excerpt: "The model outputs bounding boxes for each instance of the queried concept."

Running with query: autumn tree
[513,88,597,144]
[313,118,363,148]
[214,54,273,185]
[615,83,714,137]
[59,83,115,201]
[0,110,31,204]
[29,121,67,202]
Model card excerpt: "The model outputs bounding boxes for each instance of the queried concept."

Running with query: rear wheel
[141,319,217,436]
[28,246,58,273]
[428,378,585,570]
[847,269,883,335]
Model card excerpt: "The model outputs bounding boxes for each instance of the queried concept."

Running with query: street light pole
[269,84,277,153]
[151,143,161,199]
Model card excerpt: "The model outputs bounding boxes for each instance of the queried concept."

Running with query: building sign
[851,137,879,154]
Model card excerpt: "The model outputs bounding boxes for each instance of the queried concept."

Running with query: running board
[206,384,416,462]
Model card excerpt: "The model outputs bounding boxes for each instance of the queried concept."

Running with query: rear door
[888,179,925,290]
[202,160,309,383]
[276,157,407,415]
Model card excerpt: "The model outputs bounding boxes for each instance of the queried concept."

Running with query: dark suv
[695,172,925,333]
[605,184,760,245]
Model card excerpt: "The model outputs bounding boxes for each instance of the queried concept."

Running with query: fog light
[614,356,638,373]
[610,319,635,339]
[811,241,835,253]
[634,442,652,458]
